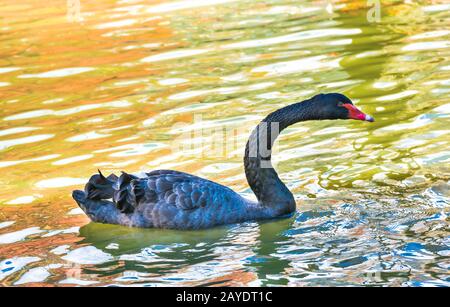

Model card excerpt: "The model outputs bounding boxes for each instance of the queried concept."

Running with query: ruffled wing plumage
[76,169,252,229]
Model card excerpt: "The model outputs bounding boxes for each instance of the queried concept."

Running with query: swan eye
[337,101,344,107]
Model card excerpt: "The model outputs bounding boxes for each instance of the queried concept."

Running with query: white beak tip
[365,114,374,122]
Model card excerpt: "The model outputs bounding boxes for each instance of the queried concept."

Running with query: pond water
[0,0,449,286]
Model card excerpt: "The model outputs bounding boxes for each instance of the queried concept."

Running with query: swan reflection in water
[77,216,295,285]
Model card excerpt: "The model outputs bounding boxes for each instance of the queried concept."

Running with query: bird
[72,93,374,230]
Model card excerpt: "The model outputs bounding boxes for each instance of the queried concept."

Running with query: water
[0,0,449,286]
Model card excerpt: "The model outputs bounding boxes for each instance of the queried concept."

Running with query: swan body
[73,170,275,229]
[73,93,373,229]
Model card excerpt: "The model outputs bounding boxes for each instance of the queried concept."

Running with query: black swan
[72,93,374,229]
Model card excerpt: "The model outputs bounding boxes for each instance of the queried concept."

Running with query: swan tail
[72,190,123,224]
[84,169,118,200]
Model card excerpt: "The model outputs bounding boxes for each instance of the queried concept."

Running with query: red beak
[342,103,374,122]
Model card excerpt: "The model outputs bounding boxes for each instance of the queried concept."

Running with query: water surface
[0,0,449,286]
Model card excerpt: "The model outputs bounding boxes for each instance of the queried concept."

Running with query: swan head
[313,93,375,122]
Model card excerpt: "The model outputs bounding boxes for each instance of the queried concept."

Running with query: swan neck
[244,99,316,212]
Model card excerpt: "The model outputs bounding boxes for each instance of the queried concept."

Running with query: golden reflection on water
[0,0,449,286]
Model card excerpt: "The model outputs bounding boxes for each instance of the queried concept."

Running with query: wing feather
[112,170,233,213]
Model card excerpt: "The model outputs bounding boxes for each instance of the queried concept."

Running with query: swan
[72,93,374,229]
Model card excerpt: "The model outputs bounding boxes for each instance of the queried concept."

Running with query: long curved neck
[244,98,319,214]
